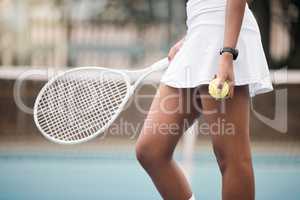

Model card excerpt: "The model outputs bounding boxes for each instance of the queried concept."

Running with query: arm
[223,0,247,48]
[217,0,247,98]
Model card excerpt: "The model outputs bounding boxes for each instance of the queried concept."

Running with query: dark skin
[137,0,254,200]
[218,0,247,98]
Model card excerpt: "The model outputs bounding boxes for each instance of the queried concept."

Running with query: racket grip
[150,57,169,71]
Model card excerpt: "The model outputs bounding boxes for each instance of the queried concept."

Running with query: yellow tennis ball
[208,78,229,99]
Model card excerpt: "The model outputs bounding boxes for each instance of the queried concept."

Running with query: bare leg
[136,83,201,200]
[199,85,255,200]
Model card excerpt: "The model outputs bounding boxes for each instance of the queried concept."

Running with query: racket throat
[128,86,136,96]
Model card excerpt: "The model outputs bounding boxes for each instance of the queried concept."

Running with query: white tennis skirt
[160,0,274,97]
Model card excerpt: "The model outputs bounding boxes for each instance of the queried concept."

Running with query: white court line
[270,70,300,84]
[0,67,300,84]
[0,67,66,81]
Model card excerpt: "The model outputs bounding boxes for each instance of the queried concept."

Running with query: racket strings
[56,78,119,140]
[40,77,125,141]
[59,77,126,140]
[36,70,129,142]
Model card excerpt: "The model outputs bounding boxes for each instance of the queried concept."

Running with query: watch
[220,47,239,60]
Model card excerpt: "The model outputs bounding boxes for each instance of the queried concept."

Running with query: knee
[213,147,253,176]
[135,143,157,170]
[135,142,170,170]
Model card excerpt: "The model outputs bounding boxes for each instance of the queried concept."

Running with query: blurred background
[0,0,299,199]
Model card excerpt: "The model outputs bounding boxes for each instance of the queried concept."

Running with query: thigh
[199,85,251,161]
[136,83,202,158]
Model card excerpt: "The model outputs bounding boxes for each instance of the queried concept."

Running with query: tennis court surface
[0,143,299,200]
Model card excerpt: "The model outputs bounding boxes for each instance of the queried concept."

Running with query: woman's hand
[216,52,235,98]
[168,37,185,61]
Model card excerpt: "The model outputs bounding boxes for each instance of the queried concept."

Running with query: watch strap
[220,47,239,60]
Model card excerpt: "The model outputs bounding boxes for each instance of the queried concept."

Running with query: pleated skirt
[160,0,273,97]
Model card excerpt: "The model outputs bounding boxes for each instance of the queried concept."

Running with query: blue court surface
[0,151,299,200]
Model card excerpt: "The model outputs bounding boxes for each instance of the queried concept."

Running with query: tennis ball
[208,78,229,99]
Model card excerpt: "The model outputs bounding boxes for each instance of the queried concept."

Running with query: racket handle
[150,57,169,71]
[129,57,169,94]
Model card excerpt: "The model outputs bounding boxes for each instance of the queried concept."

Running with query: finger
[168,51,173,61]
[167,48,173,61]
[217,76,226,90]
[168,47,178,61]
[228,81,235,98]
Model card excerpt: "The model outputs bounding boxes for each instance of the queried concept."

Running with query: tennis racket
[33,58,169,144]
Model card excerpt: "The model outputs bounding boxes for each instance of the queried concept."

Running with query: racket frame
[33,58,169,144]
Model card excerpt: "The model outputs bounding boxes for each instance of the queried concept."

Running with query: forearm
[223,0,247,48]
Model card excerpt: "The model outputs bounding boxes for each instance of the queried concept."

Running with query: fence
[0,0,186,68]
[0,0,299,69]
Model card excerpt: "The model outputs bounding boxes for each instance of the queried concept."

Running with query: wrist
[220,53,234,68]
[220,47,239,60]
[221,52,234,60]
